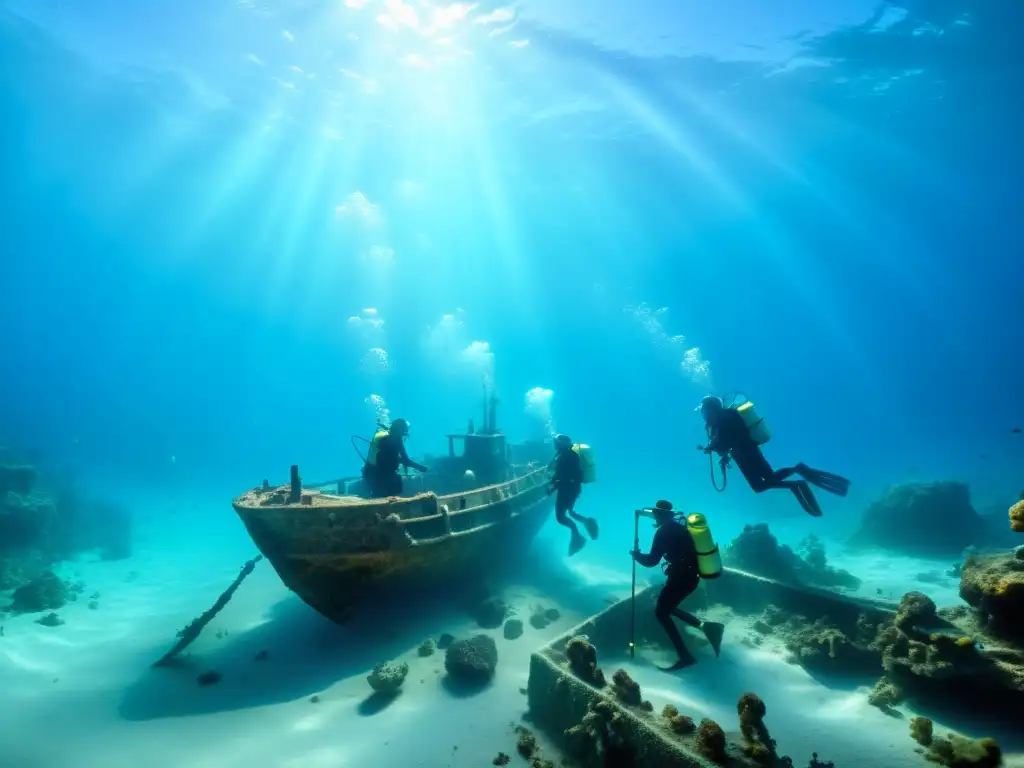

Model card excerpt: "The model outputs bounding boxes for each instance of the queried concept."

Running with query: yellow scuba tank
[685,512,722,579]
[735,401,771,446]
[571,443,597,483]
[366,430,389,466]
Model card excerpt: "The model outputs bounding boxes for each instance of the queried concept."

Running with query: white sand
[1,520,1021,768]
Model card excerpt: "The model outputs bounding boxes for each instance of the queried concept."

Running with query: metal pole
[630,508,640,658]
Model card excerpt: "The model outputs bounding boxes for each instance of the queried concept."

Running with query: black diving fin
[796,465,851,497]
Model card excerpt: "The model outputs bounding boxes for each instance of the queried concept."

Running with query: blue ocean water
[1,1,1023,766]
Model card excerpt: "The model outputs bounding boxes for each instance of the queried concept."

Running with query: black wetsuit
[633,519,703,663]
[363,434,427,499]
[549,448,584,528]
[706,407,847,517]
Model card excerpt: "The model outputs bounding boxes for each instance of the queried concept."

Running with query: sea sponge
[611,669,651,709]
[926,733,1001,767]
[1009,500,1024,532]
[910,716,933,746]
[366,661,409,694]
[695,719,727,764]
[444,635,498,682]
[565,636,606,687]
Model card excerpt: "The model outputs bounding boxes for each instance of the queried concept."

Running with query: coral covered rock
[695,718,727,764]
[737,693,777,765]
[723,524,860,590]
[10,570,68,613]
[418,638,436,657]
[473,597,508,629]
[661,705,695,734]
[910,716,933,746]
[779,614,881,674]
[565,636,606,687]
[1009,500,1024,533]
[959,550,1024,640]
[503,618,524,640]
[444,635,498,682]
[894,591,938,631]
[610,669,652,710]
[926,732,1001,768]
[367,661,409,694]
[850,481,992,556]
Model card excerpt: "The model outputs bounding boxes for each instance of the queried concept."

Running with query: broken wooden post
[289,464,301,504]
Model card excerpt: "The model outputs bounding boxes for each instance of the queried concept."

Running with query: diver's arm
[398,443,428,473]
[632,529,666,568]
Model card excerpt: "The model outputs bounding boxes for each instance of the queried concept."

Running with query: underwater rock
[35,611,64,627]
[959,550,1024,640]
[492,752,510,766]
[444,635,498,682]
[529,605,560,629]
[925,732,1001,768]
[418,638,437,657]
[610,669,652,710]
[894,591,937,631]
[867,678,904,709]
[473,597,509,629]
[910,716,933,746]
[723,524,861,590]
[367,661,409,694]
[661,705,696,735]
[565,636,606,687]
[695,718,727,764]
[515,726,537,758]
[778,612,881,675]
[807,753,836,768]
[737,692,776,764]
[850,481,992,556]
[503,618,524,640]
[1009,500,1024,533]
[437,632,455,649]
[196,671,222,686]
[563,700,635,765]
[10,570,69,613]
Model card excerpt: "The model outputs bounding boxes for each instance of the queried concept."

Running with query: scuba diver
[698,395,850,517]
[361,418,429,499]
[631,500,725,671]
[548,434,599,556]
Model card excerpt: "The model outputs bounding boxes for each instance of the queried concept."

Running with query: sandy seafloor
[1,510,1022,768]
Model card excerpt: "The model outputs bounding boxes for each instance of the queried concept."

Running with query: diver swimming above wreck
[697,393,851,517]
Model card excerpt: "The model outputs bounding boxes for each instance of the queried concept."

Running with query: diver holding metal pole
[630,507,640,659]
[630,500,725,671]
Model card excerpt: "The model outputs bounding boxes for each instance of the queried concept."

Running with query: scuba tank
[684,512,722,579]
[571,443,597,483]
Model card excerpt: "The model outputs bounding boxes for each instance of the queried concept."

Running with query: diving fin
[792,482,823,517]
[568,531,587,557]
[582,517,600,540]
[797,465,851,497]
[702,621,725,657]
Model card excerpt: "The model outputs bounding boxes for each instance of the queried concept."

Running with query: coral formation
[910,716,933,746]
[529,606,561,630]
[473,597,509,629]
[492,752,510,766]
[867,678,904,709]
[924,730,1001,768]
[610,669,652,711]
[10,570,69,613]
[418,638,436,657]
[1009,500,1024,533]
[35,611,64,627]
[766,606,880,674]
[515,726,537,757]
[695,718,727,764]
[565,636,606,687]
[562,700,635,766]
[367,661,409,694]
[723,524,860,590]
[444,635,498,682]
[850,481,995,556]
[959,550,1024,640]
[504,618,524,640]
[661,705,695,735]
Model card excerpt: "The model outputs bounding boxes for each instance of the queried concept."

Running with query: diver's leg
[655,581,697,670]
[567,491,599,540]
[795,464,851,496]
[556,492,586,555]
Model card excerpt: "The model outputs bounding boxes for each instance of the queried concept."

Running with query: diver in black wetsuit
[631,500,725,670]
[548,434,599,556]
[698,396,850,517]
[362,418,429,499]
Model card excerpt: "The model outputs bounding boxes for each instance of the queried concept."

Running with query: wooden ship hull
[232,404,555,625]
